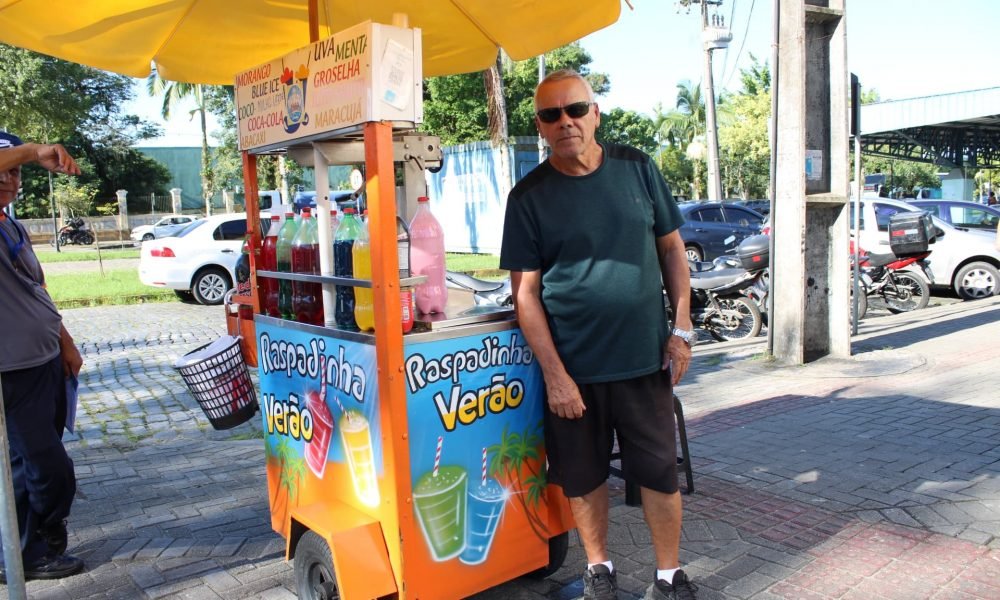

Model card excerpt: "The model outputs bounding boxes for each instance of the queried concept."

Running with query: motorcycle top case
[888,212,933,257]
[737,234,770,270]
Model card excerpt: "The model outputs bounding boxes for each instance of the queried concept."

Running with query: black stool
[609,394,694,506]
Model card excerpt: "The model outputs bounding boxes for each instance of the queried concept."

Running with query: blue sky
[127,0,1000,147]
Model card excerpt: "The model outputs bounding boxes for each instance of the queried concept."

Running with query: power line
[724,0,757,90]
[719,0,739,87]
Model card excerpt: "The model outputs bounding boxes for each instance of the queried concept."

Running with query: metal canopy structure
[857,87,1000,168]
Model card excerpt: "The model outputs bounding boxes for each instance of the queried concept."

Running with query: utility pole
[677,0,730,200]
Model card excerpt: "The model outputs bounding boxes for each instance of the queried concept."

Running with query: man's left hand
[662,335,691,385]
[59,326,83,377]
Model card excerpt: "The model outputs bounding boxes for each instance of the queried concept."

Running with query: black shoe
[39,520,68,556]
[2,554,85,582]
[650,569,698,600]
[583,564,619,600]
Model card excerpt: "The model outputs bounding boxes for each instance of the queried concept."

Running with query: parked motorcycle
[445,270,512,307]
[684,258,764,342]
[854,249,932,313]
[57,216,95,246]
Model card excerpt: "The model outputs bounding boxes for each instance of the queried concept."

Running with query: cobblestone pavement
[3,297,999,599]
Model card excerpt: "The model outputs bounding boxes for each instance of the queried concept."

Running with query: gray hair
[534,69,595,108]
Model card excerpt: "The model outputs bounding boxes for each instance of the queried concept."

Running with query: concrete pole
[0,377,28,598]
[702,2,723,201]
[115,190,128,240]
[170,188,183,215]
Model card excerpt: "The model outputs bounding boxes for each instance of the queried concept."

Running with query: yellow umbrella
[0,0,622,83]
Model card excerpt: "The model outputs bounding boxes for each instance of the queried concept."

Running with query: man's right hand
[26,143,80,176]
[546,372,586,419]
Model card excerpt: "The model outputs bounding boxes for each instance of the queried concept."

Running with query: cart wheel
[295,531,340,600]
[527,531,569,579]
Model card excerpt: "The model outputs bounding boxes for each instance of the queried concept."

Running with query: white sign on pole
[235,21,423,153]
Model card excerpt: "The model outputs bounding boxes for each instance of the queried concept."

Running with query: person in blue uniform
[0,130,85,581]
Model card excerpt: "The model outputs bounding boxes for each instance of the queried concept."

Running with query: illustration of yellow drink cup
[339,409,380,507]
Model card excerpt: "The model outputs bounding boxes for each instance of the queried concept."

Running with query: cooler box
[888,212,933,256]
[737,235,770,270]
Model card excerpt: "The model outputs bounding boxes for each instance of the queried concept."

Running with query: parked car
[139,213,268,305]
[678,201,765,261]
[292,189,356,213]
[734,199,771,216]
[908,199,1000,231]
[853,197,1000,299]
[130,214,197,244]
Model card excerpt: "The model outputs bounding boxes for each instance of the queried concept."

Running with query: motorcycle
[445,270,512,307]
[57,216,95,246]
[854,249,932,313]
[448,263,765,343]
[684,256,765,342]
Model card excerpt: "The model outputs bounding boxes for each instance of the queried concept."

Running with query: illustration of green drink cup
[413,436,467,561]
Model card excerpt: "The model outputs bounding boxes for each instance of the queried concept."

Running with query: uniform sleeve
[499,190,541,272]
[645,156,684,237]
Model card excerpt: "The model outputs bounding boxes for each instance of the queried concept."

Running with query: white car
[130,214,197,244]
[854,197,1000,299]
[139,213,267,305]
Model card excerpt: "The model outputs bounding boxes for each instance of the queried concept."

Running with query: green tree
[861,156,941,196]
[656,146,695,200]
[718,90,771,199]
[202,85,304,200]
[739,54,771,95]
[421,43,609,145]
[597,109,657,155]
[0,44,168,217]
[654,82,708,198]
[146,70,216,204]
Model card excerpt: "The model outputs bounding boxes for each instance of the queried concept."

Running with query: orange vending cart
[231,20,573,600]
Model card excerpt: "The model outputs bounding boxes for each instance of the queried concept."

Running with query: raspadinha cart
[231,19,573,600]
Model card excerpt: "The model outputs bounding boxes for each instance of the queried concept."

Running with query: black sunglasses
[536,101,593,124]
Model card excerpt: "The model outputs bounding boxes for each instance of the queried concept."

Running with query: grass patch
[35,248,140,263]
[45,270,175,309]
[42,252,505,308]
[446,253,501,273]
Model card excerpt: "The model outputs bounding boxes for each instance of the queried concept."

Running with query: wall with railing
[17,187,250,244]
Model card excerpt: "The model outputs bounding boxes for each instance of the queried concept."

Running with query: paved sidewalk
[3,297,998,599]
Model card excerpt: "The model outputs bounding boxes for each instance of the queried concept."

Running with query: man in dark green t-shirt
[500,70,697,600]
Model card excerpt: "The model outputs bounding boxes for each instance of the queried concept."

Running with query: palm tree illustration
[266,436,306,522]
[488,420,548,540]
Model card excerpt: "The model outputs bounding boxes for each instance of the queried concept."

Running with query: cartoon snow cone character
[282,65,310,134]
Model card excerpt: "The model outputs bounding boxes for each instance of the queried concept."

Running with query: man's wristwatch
[672,327,696,346]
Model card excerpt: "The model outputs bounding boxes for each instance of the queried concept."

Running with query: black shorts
[545,369,678,497]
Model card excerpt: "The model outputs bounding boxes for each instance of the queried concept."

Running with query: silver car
[130,214,197,244]
[855,197,1000,299]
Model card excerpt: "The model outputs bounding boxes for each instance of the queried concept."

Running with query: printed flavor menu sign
[234,21,421,152]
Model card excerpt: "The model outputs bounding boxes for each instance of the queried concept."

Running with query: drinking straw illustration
[433,435,443,477]
[481,447,488,486]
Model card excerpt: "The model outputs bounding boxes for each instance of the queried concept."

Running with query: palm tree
[146,69,215,207]
[484,51,512,202]
[654,82,708,198]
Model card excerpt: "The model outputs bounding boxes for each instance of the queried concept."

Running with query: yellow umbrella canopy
[0,0,622,83]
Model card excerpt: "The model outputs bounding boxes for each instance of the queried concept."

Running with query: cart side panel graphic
[257,322,383,536]
[404,329,550,595]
